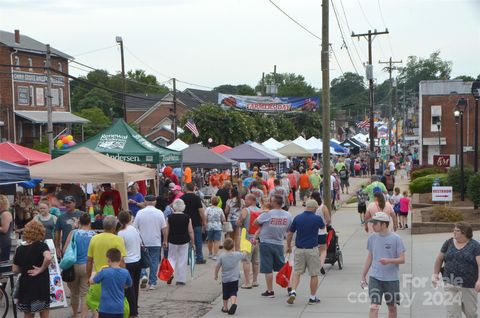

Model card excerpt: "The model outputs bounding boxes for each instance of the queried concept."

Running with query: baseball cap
[145,194,157,202]
[369,212,390,223]
[305,199,319,211]
[64,195,76,203]
[168,183,175,189]
[173,185,182,191]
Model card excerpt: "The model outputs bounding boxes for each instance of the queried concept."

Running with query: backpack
[248,207,262,235]
[373,182,382,194]
[339,170,348,180]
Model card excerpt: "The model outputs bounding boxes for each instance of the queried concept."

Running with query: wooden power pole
[46,44,53,154]
[172,78,177,140]
[351,29,389,174]
[321,0,331,210]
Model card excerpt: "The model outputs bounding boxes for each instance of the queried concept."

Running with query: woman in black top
[433,221,480,317]
[0,195,13,261]
[165,199,194,286]
[13,220,52,317]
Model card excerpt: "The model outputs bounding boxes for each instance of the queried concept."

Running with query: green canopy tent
[52,119,182,165]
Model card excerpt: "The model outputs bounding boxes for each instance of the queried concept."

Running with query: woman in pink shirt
[399,191,411,229]
[365,192,397,233]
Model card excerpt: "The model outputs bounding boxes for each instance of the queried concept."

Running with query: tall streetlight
[456,97,468,201]
[116,36,126,120]
[472,80,480,173]
[437,122,441,155]
[454,110,460,166]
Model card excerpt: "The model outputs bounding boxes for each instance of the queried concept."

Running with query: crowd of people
[2,148,479,318]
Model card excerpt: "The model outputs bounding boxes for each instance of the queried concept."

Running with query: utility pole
[379,57,402,156]
[46,44,53,154]
[172,78,177,140]
[116,36,126,120]
[352,29,389,174]
[321,0,331,211]
[261,72,265,95]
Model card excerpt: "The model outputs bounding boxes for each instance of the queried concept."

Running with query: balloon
[67,141,75,146]
[59,135,66,140]
[56,140,64,148]
[208,138,213,143]
[62,144,68,149]
[71,141,76,146]
[61,136,69,144]
[67,135,73,142]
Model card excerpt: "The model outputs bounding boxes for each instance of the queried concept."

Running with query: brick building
[126,88,218,146]
[0,30,88,146]
[419,80,477,167]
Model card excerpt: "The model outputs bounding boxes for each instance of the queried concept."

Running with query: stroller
[324,225,343,269]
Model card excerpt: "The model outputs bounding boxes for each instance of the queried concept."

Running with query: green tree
[72,107,112,139]
[256,73,317,97]
[454,75,476,82]
[248,113,279,141]
[273,114,298,140]
[76,88,117,116]
[215,84,255,95]
[398,51,452,92]
[330,72,368,119]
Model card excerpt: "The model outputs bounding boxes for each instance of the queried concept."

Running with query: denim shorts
[368,277,400,305]
[206,230,222,241]
[259,242,285,274]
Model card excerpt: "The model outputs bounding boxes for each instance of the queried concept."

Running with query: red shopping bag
[288,191,294,204]
[157,258,174,282]
[275,260,292,288]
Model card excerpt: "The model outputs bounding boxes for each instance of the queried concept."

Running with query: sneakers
[167,276,174,285]
[287,292,296,304]
[196,259,207,264]
[320,267,326,275]
[228,304,237,315]
[175,282,186,286]
[261,290,275,298]
[140,276,148,289]
[212,256,218,261]
[148,284,156,291]
[308,297,321,305]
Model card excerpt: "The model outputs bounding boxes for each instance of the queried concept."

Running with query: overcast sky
[1,0,479,91]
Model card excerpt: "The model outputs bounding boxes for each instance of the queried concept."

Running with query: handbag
[61,266,75,282]
[275,255,292,288]
[157,258,174,282]
[60,230,77,270]
[222,221,233,233]
[136,230,152,269]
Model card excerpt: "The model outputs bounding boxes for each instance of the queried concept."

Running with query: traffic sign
[380,138,386,146]
[432,186,453,202]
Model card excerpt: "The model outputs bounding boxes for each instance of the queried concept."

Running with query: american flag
[356,119,370,129]
[185,118,199,137]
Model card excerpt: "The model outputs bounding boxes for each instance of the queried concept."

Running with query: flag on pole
[185,118,199,137]
[356,119,370,129]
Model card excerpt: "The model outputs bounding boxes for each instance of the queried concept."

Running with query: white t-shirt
[134,205,167,247]
[388,161,396,172]
[118,225,142,263]
[316,205,328,236]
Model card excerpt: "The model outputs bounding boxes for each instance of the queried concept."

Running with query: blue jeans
[193,226,205,261]
[140,246,161,286]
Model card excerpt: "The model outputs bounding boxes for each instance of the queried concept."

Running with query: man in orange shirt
[298,169,312,207]
[184,166,192,184]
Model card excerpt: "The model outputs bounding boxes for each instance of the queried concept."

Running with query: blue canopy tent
[0,160,31,185]
[329,140,347,153]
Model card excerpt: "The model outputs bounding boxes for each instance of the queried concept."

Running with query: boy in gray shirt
[215,238,245,315]
[361,212,406,318]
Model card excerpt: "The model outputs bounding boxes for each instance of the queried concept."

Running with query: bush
[346,197,358,204]
[430,205,464,222]
[411,166,447,180]
[447,166,474,192]
[467,172,480,207]
[409,174,448,194]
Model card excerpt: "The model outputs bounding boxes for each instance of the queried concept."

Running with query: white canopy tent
[167,138,189,151]
[262,138,285,151]
[305,137,323,153]
[277,142,312,157]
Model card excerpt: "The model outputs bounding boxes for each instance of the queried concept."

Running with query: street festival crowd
[2,150,480,318]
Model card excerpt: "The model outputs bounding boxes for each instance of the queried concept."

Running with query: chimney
[14,30,20,44]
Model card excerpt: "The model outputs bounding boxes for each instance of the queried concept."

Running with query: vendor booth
[0,160,31,185]
[0,142,51,166]
[53,119,182,165]
[181,144,238,169]
[31,147,156,210]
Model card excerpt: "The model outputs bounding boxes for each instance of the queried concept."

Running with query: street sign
[380,138,386,146]
[432,186,453,202]
[381,147,386,156]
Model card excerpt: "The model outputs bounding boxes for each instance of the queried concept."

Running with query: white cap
[369,212,390,223]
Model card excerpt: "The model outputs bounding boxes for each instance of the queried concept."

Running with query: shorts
[399,211,409,216]
[317,234,327,245]
[358,204,366,213]
[244,242,260,264]
[222,280,239,300]
[368,277,400,306]
[259,242,285,274]
[340,180,350,188]
[293,248,320,276]
[206,230,222,241]
[299,188,311,200]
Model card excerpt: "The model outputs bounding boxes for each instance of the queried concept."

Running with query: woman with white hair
[165,199,195,285]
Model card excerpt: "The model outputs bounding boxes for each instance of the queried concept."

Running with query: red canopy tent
[211,144,232,154]
[0,142,51,166]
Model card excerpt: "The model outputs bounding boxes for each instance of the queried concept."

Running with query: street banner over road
[218,94,319,112]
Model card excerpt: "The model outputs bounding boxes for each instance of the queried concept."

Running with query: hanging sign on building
[433,155,450,168]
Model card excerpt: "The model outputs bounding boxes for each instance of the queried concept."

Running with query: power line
[330,44,345,75]
[376,0,396,60]
[330,0,360,76]
[72,45,117,58]
[267,0,322,41]
[175,79,214,90]
[338,0,365,66]
[357,0,373,28]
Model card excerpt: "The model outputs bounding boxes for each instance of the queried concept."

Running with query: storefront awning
[15,111,90,124]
